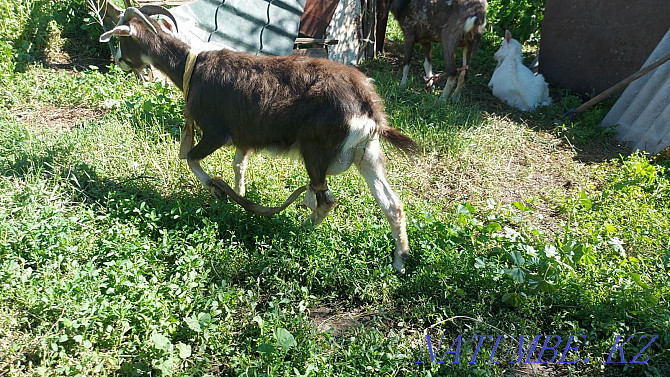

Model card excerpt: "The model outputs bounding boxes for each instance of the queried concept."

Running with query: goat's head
[99,6,178,72]
[493,30,522,65]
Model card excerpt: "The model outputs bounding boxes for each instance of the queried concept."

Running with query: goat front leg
[302,146,338,226]
[186,137,227,199]
[439,35,459,102]
[354,138,410,274]
[306,183,337,226]
[451,45,469,100]
[421,43,435,87]
[400,34,416,88]
[233,148,251,196]
[301,185,317,212]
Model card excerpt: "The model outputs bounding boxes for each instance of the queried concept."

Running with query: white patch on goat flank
[464,16,477,33]
[343,116,376,152]
[328,116,376,175]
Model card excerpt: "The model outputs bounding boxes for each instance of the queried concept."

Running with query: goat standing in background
[390,0,487,101]
[488,30,551,111]
[99,7,418,274]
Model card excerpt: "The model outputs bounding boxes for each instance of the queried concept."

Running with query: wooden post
[361,0,377,60]
[375,0,389,53]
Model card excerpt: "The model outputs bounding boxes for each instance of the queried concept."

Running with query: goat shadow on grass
[471,85,632,164]
[2,142,307,283]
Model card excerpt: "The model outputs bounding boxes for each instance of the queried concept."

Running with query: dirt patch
[308,306,391,337]
[570,136,631,164]
[310,306,367,337]
[513,363,568,377]
[408,117,604,233]
[15,105,105,130]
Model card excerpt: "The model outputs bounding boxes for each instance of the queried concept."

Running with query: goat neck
[129,18,191,91]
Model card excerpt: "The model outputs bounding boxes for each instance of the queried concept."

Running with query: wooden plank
[294,37,338,45]
[102,0,122,26]
[132,0,193,5]
[360,0,377,59]
[293,48,328,59]
[376,0,389,53]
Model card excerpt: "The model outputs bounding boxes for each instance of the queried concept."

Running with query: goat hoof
[301,196,317,212]
[392,258,406,275]
[303,216,318,228]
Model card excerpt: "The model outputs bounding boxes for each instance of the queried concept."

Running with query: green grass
[0,1,668,376]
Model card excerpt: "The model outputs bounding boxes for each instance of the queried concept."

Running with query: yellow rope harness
[183,50,199,101]
[179,50,199,159]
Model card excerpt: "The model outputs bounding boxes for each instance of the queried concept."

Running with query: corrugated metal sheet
[601,28,670,155]
[169,0,306,55]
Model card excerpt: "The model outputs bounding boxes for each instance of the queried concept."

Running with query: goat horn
[139,5,179,33]
[120,7,158,34]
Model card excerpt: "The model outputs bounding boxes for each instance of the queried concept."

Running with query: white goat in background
[488,30,551,111]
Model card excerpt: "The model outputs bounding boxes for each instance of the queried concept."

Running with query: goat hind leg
[439,75,458,102]
[355,139,410,274]
[421,43,435,87]
[233,148,251,196]
[439,35,459,102]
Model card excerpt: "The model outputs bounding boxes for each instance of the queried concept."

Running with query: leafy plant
[486,0,546,43]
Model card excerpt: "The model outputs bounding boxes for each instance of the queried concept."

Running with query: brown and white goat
[100,7,418,273]
[390,0,487,101]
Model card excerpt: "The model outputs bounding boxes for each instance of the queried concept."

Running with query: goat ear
[157,17,175,34]
[99,25,134,43]
[505,30,512,43]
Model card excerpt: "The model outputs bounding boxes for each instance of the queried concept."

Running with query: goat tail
[211,178,308,216]
[378,125,419,155]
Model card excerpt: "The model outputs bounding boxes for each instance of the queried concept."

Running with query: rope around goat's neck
[183,50,199,101]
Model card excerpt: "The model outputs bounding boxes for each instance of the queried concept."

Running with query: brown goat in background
[390,0,487,101]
